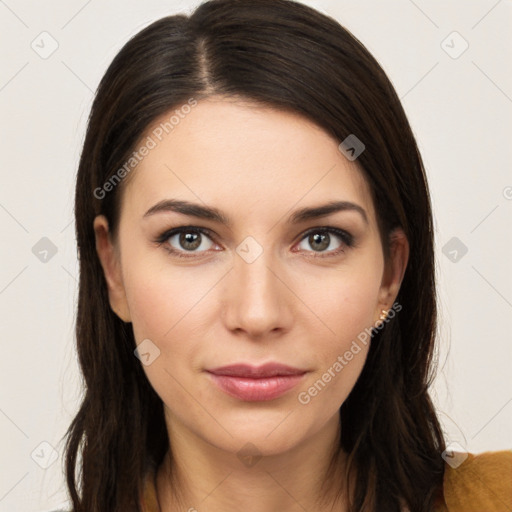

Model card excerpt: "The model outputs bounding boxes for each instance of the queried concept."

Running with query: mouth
[205,363,308,401]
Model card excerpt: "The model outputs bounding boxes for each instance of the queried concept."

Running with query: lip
[206,363,307,401]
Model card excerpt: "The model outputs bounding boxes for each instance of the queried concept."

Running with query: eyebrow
[143,199,368,226]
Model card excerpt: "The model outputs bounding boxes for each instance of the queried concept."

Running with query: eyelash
[154,225,354,259]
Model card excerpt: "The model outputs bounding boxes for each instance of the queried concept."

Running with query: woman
[65,0,511,510]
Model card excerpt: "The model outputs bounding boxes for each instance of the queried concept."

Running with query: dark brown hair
[66,0,446,510]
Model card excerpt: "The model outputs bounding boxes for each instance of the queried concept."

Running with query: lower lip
[207,373,306,401]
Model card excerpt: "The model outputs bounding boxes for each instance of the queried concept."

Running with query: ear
[375,227,409,321]
[93,215,131,323]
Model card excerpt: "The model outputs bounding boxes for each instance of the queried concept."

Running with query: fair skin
[94,97,409,511]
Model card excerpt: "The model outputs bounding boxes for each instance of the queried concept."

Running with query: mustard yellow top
[140,450,512,511]
[433,450,512,511]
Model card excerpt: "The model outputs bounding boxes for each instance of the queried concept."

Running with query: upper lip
[206,363,307,378]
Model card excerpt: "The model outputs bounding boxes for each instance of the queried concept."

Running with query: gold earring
[379,309,388,321]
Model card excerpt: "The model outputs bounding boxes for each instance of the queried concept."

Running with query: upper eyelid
[158,226,218,244]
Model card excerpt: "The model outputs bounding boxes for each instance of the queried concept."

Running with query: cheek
[292,255,383,408]
[124,262,214,412]
[296,255,383,345]
[122,245,215,342]
[122,252,222,389]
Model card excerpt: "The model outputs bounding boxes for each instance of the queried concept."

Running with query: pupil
[180,232,201,250]
[310,232,329,251]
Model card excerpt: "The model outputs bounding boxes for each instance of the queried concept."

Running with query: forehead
[121,98,376,225]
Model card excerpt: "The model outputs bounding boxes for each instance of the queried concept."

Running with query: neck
[156,413,349,512]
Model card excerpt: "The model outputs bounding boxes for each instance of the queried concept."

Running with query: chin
[216,429,307,460]
[198,408,323,458]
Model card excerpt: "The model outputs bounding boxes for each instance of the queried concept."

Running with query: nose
[220,248,293,340]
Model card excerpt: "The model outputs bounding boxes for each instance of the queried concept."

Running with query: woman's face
[94,97,407,458]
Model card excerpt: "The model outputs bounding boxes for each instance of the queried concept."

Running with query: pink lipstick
[206,363,307,401]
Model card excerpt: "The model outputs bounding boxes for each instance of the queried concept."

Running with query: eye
[155,225,354,259]
[295,227,354,257]
[155,226,219,258]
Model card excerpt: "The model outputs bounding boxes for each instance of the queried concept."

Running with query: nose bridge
[224,237,289,336]
[236,242,281,306]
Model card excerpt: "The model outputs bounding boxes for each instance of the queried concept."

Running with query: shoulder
[436,450,512,512]
[141,468,160,512]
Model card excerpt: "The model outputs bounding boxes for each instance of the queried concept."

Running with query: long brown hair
[66,0,446,510]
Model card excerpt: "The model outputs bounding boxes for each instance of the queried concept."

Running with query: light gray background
[1,0,511,510]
